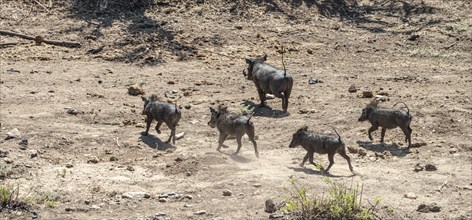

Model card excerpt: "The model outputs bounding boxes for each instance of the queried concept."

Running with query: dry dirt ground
[1,0,471,219]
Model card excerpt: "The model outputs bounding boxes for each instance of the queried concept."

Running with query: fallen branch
[0,30,81,48]
[0,42,26,48]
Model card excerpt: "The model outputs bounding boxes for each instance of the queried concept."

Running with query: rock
[358,148,367,156]
[175,132,185,140]
[3,157,13,164]
[167,81,175,85]
[414,163,424,172]
[66,108,79,115]
[127,85,145,96]
[65,207,75,212]
[424,164,437,171]
[184,104,191,109]
[184,195,193,200]
[253,183,262,188]
[265,199,277,213]
[269,213,284,219]
[175,157,184,162]
[369,156,377,162]
[404,192,418,199]
[194,210,207,215]
[449,148,458,154]
[5,128,21,140]
[184,204,192,208]
[18,139,28,148]
[122,192,151,199]
[223,190,232,196]
[31,211,38,219]
[408,34,420,41]
[164,91,176,99]
[183,90,192,96]
[362,91,373,98]
[30,150,38,158]
[307,49,313,54]
[87,157,99,164]
[158,198,168,203]
[348,84,357,93]
[126,166,135,171]
[417,203,441,213]
[90,205,100,210]
[0,150,8,157]
[110,156,118,161]
[308,78,323,84]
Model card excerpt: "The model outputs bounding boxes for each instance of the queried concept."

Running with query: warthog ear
[209,107,216,113]
[297,126,308,133]
[245,58,253,64]
[141,96,147,102]
[262,54,267,61]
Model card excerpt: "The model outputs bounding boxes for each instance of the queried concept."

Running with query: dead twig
[0,30,81,48]
[0,42,27,48]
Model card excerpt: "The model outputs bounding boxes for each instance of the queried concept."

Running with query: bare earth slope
[1,0,471,219]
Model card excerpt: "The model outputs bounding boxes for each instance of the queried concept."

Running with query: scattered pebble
[404,192,418,199]
[449,148,458,154]
[159,198,168,203]
[253,183,262,188]
[65,163,74,168]
[417,203,441,213]
[414,163,424,172]
[194,210,207,215]
[30,150,38,158]
[362,91,373,98]
[223,190,232,196]
[19,139,28,149]
[66,108,79,115]
[110,156,118,161]
[348,84,357,93]
[175,132,185,140]
[127,85,145,96]
[122,192,151,199]
[269,213,284,219]
[87,157,99,164]
[424,164,437,171]
[265,199,277,213]
[5,128,21,140]
[126,166,135,171]
[3,157,13,164]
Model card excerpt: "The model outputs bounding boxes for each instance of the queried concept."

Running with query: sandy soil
[1,0,471,219]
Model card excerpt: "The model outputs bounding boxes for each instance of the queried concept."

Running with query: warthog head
[243,54,267,80]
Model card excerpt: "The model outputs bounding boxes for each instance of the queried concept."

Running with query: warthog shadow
[218,150,254,163]
[241,100,289,118]
[356,141,410,157]
[139,132,175,151]
[288,166,349,178]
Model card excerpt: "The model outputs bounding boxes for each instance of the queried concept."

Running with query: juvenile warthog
[243,53,293,113]
[208,106,259,158]
[141,94,181,144]
[289,126,355,174]
[358,102,413,148]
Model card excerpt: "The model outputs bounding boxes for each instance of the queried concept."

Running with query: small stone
[362,91,374,98]
[159,198,168,203]
[167,81,175,85]
[449,148,458,154]
[269,213,284,219]
[404,192,418,199]
[184,104,191,109]
[223,190,232,196]
[253,183,262,188]
[90,205,100,210]
[369,156,377,162]
[194,210,207,215]
[19,139,28,148]
[122,192,150,199]
[417,203,441,213]
[3,157,13,164]
[87,157,99,164]
[307,49,313,54]
[110,156,118,161]
[65,207,75,212]
[5,128,21,140]
[175,132,185,140]
[175,157,184,162]
[66,108,79,115]
[414,163,424,172]
[126,166,135,171]
[424,164,437,171]
[153,212,166,217]
[348,84,357,93]
[98,80,103,84]
[127,85,145,96]
[358,148,367,156]
[184,195,193,200]
[65,163,73,168]
[184,204,192,208]
[84,200,91,205]
[0,150,8,157]
[30,150,38,158]
[164,91,176,99]
[31,211,38,219]
[265,199,277,213]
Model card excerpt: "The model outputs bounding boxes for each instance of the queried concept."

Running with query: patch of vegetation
[0,184,28,211]
[0,161,13,179]
[284,177,381,220]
